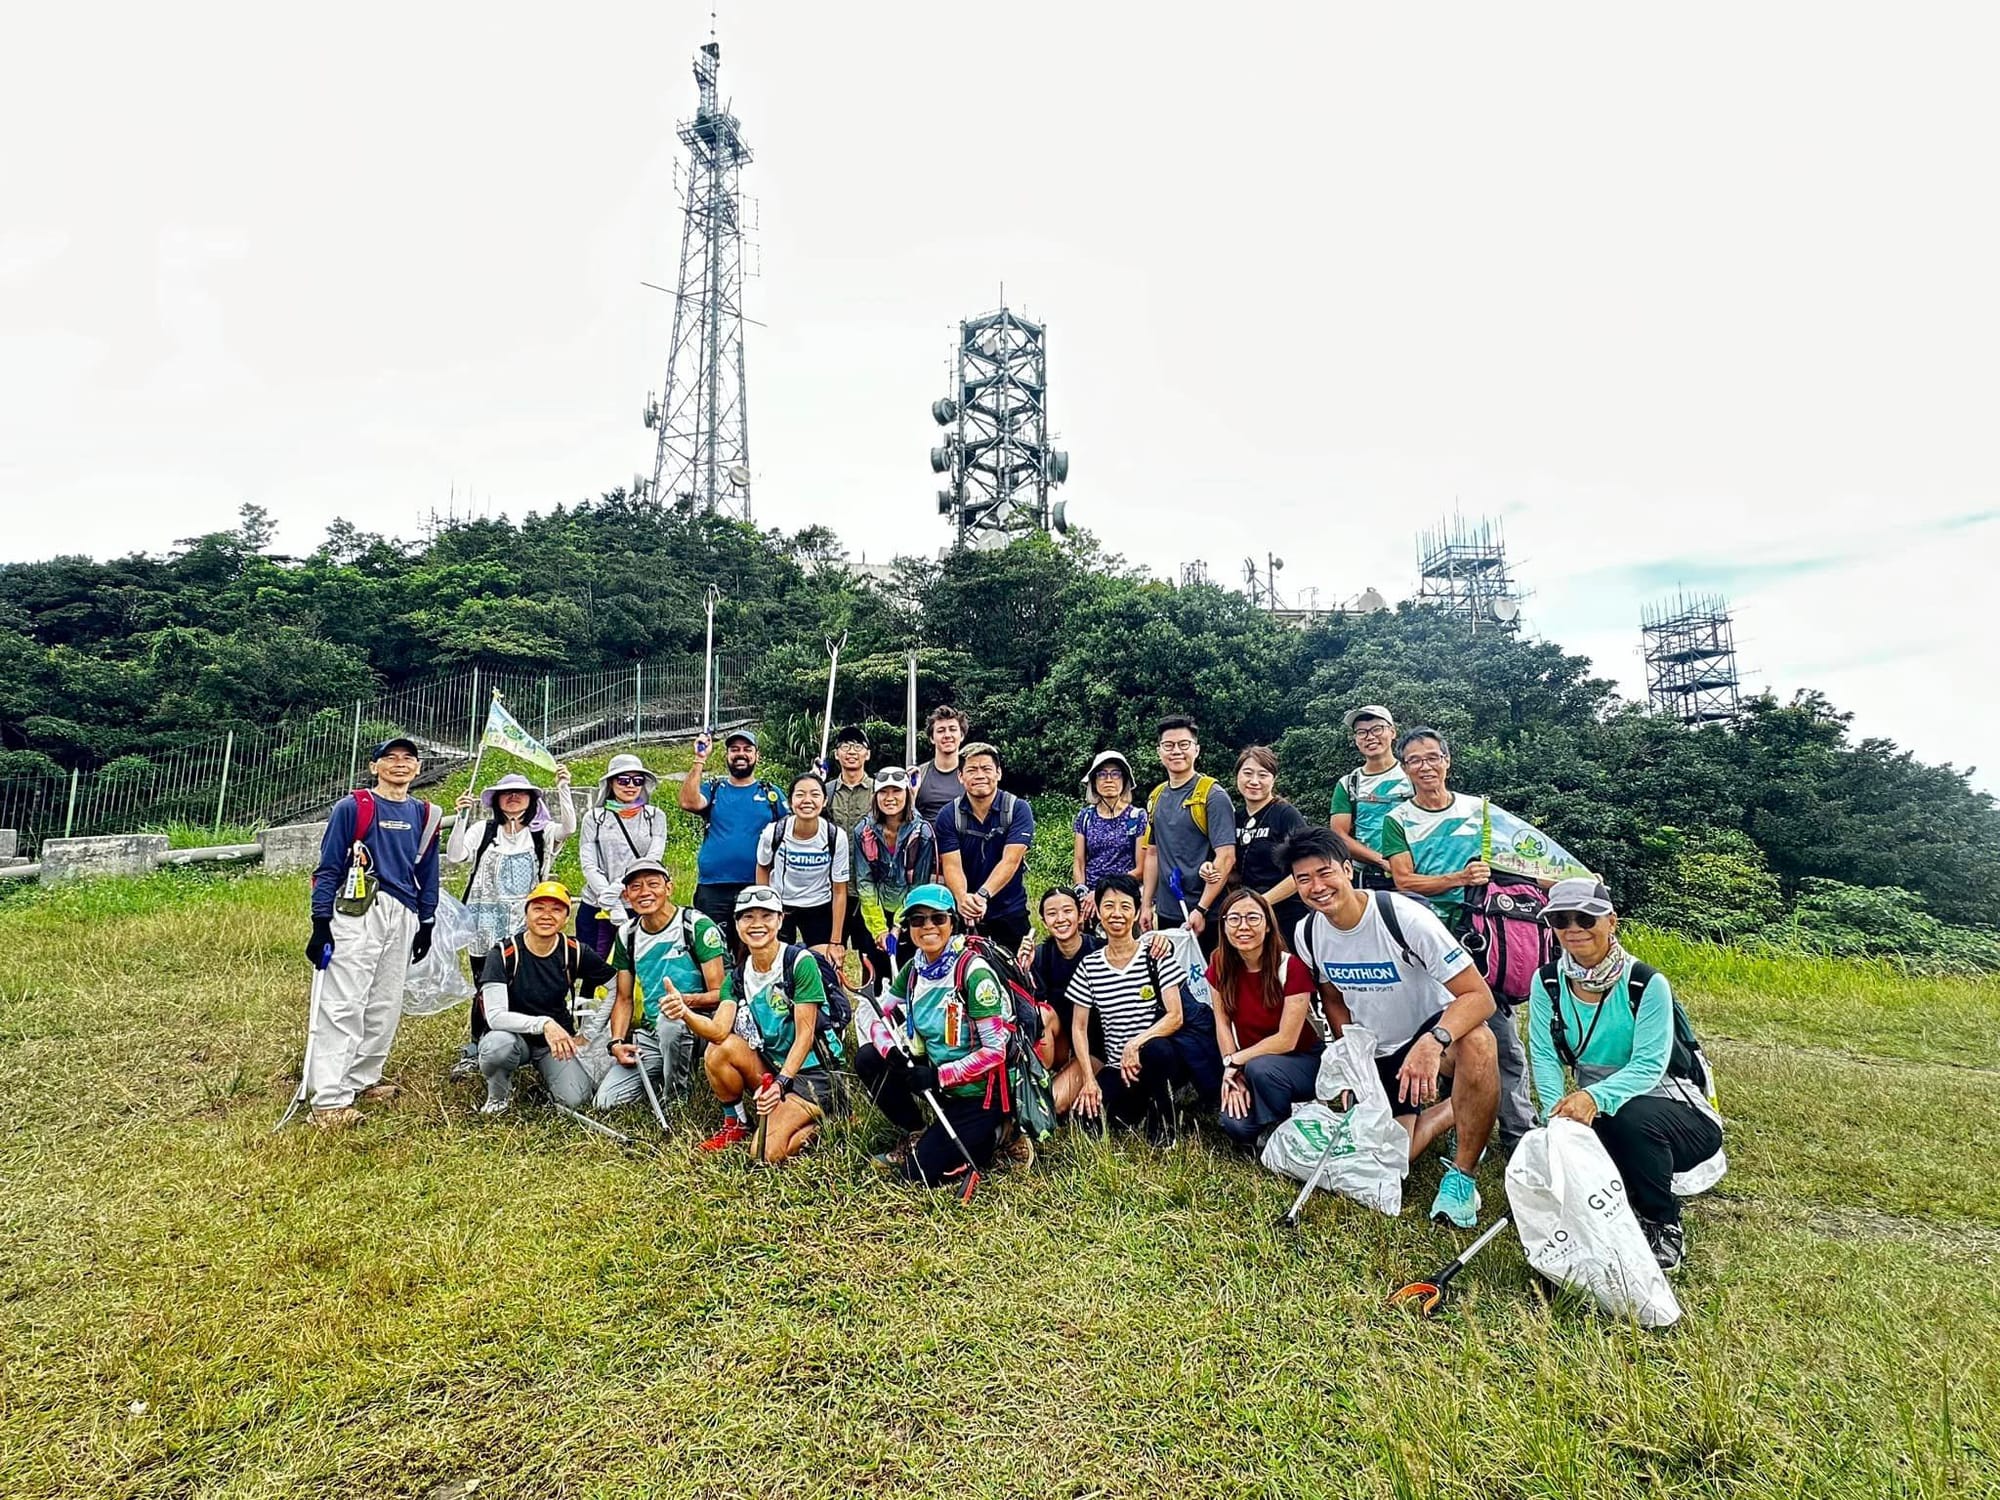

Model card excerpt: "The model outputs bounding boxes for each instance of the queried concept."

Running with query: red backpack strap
[417,801,444,857]
[351,788,376,843]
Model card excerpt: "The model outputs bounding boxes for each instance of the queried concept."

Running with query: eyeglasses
[1223,911,1266,927]
[1401,753,1446,769]
[906,911,952,929]
[1544,912,1602,931]
[1158,739,1196,752]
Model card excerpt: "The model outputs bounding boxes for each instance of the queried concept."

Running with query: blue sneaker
[1430,1164,1480,1229]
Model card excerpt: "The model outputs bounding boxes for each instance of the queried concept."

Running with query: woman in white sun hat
[577,754,669,960]
[447,767,577,958]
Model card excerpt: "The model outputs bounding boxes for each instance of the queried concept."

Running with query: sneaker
[1001,1127,1036,1171]
[1642,1218,1686,1274]
[475,1097,511,1117]
[309,1106,365,1131]
[1429,1164,1481,1229]
[448,1055,479,1082]
[359,1083,402,1102]
[700,1117,751,1152]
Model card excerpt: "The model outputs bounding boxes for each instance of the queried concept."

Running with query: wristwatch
[1427,1024,1453,1049]
[776,1073,796,1097]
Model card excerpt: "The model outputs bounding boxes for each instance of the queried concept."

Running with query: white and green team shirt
[1330,765,1414,852]
[1379,792,1483,918]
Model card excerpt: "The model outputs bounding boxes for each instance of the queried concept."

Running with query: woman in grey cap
[577,754,669,960]
[1525,878,1725,1274]
[447,766,577,958]
[851,766,936,981]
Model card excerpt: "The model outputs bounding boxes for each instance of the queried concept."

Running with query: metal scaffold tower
[1642,594,1742,726]
[1416,517,1521,628]
[929,304,1071,548]
[640,39,754,520]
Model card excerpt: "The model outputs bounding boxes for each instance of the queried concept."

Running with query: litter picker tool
[633,1039,671,1134]
[1168,868,1193,924]
[1275,1089,1355,1229]
[275,957,330,1131]
[816,631,848,771]
[856,987,981,1204]
[702,584,721,735]
[1389,1215,1513,1317]
[550,1098,636,1147]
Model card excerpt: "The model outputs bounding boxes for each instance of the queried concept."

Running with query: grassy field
[3,770,1998,1498]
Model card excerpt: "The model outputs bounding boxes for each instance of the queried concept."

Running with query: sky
[3,3,1994,788]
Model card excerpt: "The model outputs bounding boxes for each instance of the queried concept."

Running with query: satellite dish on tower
[1356,587,1389,613]
[1491,596,1521,623]
[727,465,751,488]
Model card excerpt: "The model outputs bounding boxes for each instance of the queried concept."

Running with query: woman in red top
[1207,887,1324,1148]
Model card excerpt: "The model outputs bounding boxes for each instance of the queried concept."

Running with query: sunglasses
[611,773,646,785]
[1544,912,1603,931]
[906,911,952,929]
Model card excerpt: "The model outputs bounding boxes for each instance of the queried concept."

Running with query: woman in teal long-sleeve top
[1527,879,1723,1274]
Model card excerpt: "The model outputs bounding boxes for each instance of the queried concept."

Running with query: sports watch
[1427,1024,1453,1049]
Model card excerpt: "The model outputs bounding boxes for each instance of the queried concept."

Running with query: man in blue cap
[677,726,788,930]
[303,736,444,1129]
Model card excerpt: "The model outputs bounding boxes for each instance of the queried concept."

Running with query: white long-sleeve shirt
[577,804,669,915]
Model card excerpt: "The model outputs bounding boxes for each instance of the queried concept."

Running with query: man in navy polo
[933,741,1036,950]
[677,728,788,929]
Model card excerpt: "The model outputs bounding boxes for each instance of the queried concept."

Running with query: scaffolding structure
[640,40,755,520]
[929,304,1071,547]
[1416,517,1520,627]
[1642,594,1742,726]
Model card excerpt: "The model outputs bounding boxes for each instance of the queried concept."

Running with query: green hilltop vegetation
[2,497,1997,966]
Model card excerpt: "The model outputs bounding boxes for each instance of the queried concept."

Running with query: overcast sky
[3,3,1994,788]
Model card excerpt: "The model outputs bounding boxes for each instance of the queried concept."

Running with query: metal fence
[0,653,753,859]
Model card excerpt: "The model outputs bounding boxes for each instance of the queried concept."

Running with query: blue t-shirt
[311,792,441,921]
[932,792,1037,921]
[1072,803,1147,885]
[695,777,789,885]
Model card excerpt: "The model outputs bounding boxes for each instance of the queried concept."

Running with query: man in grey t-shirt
[1138,714,1237,946]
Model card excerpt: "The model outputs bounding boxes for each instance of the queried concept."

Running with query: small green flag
[481,694,559,774]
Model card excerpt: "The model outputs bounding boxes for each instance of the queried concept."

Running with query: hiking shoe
[700,1117,751,1152]
[869,1132,920,1175]
[1144,1102,1179,1149]
[309,1106,365,1131]
[1001,1128,1036,1171]
[359,1083,402,1102]
[447,1055,479,1082]
[475,1097,511,1117]
[1642,1218,1686,1274]
[1430,1165,1481,1229]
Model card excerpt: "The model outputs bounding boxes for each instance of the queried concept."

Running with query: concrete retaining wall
[258,822,328,875]
[39,834,171,883]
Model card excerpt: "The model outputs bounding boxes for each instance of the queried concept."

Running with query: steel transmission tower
[641,40,754,519]
[1416,516,1521,628]
[1642,594,1742,725]
[929,304,1071,548]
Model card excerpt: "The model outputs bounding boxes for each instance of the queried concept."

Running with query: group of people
[302,702,1725,1273]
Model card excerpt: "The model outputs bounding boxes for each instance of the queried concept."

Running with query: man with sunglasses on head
[1328,705,1412,892]
[1282,827,1500,1229]
[678,728,789,931]
[1379,726,1535,1148]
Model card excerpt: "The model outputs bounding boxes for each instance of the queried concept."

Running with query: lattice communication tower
[1416,516,1521,627]
[929,305,1071,548]
[1642,594,1742,726]
[640,41,754,520]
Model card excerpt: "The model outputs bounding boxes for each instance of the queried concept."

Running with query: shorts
[1374,1010,1450,1118]
[782,1068,838,1111]
[781,903,836,948]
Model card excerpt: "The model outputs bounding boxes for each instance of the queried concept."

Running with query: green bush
[1635,828,1785,943]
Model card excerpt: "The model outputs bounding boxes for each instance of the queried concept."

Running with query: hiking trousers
[1594,1093,1723,1226]
[1090,1036,1185,1127]
[593,1019,693,1109]
[1488,1007,1535,1147]
[478,1031,594,1109]
[1218,1047,1324,1145]
[856,1046,1007,1185]
[308,899,417,1110]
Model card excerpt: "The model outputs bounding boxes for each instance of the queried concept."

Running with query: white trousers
[308,900,417,1109]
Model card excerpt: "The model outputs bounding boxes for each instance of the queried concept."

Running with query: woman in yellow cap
[472,881,617,1115]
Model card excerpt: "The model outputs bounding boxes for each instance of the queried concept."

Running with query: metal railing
[0,653,753,859]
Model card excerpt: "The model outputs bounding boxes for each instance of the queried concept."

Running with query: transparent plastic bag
[402,891,479,1016]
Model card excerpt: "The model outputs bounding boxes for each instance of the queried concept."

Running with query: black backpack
[948,936,1056,1142]
[1537,960,1713,1094]
[951,790,1018,844]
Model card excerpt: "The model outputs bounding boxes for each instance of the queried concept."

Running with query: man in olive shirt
[825,724,877,834]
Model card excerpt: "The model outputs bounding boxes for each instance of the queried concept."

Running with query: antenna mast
[1642,593,1742,725]
[641,36,755,519]
[1416,516,1521,629]
[929,299,1071,548]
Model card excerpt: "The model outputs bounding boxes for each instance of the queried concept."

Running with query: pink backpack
[1468,881,1554,1005]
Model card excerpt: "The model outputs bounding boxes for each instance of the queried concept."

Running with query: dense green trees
[4,498,1996,936]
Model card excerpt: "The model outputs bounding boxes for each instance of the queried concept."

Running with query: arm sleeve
[549,789,579,839]
[1205,787,1237,849]
[445,814,477,863]
[310,798,358,918]
[645,807,667,861]
[577,815,612,907]
[1589,971,1674,1115]
[416,815,440,921]
[477,949,545,1036]
[936,961,1012,1089]
[1525,975,1567,1121]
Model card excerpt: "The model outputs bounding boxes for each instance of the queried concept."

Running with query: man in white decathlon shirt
[1283,825,1500,1229]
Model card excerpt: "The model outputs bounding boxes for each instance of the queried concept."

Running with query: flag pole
[465,688,498,795]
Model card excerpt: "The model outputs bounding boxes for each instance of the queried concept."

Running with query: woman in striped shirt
[1069,873,1194,1147]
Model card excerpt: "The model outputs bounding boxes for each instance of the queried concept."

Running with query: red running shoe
[700,1117,750,1152]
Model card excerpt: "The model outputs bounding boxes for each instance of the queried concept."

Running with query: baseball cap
[371,735,421,759]
[1343,705,1396,731]
[1543,878,1615,917]
[723,729,758,748]
[833,723,868,747]
[525,880,574,912]
[620,859,671,886]
[733,884,785,915]
[874,766,911,789]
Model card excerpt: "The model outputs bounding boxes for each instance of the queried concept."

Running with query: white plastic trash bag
[1157,927,1215,1011]
[1260,1027,1409,1215]
[402,891,479,1016]
[1505,1120,1682,1329]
